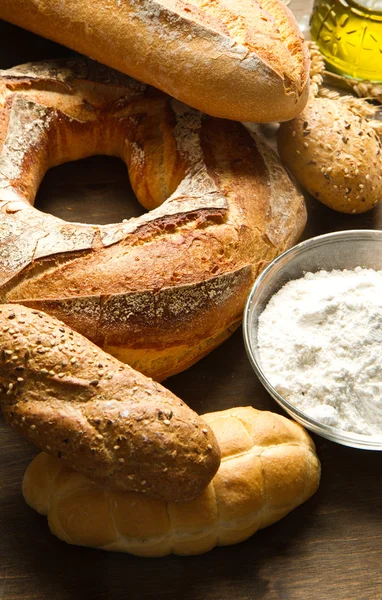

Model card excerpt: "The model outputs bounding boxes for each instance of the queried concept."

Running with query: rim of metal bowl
[243,229,382,450]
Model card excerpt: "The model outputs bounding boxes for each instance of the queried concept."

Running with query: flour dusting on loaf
[0,58,306,381]
[0,0,310,122]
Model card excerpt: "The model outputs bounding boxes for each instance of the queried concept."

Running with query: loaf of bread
[277,95,382,214]
[0,304,221,502]
[0,0,310,123]
[23,406,321,556]
[277,42,382,214]
[0,59,306,381]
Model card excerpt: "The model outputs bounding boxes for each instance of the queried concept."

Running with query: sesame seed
[163,419,171,425]
[118,458,125,464]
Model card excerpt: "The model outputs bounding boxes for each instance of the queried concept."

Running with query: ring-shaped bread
[0,59,306,381]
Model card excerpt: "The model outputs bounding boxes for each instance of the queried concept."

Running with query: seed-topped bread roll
[0,304,221,503]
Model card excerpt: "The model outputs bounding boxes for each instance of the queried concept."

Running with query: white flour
[257,267,382,436]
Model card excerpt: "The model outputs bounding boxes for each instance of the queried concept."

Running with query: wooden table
[0,3,381,599]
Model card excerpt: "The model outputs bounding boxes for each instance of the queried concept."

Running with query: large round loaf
[0,0,310,123]
[0,59,306,381]
[22,407,321,556]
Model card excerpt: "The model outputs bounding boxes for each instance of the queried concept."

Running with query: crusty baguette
[23,406,321,556]
[0,59,306,381]
[0,0,309,123]
[0,304,221,502]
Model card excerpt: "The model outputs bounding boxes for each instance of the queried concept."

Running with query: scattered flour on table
[257,267,382,436]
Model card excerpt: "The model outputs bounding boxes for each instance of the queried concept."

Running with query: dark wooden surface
[0,5,382,599]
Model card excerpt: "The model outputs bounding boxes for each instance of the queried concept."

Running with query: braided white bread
[23,407,321,557]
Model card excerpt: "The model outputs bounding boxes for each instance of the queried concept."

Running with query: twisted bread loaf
[0,304,220,502]
[23,407,320,556]
[0,59,306,381]
[0,0,310,123]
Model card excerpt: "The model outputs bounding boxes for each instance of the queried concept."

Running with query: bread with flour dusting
[0,58,306,381]
[0,0,310,122]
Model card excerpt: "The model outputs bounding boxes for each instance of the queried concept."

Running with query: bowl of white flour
[243,230,382,450]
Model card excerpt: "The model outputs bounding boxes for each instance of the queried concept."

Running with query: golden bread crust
[277,96,382,214]
[0,0,310,122]
[0,304,221,502]
[0,59,306,381]
[22,406,321,556]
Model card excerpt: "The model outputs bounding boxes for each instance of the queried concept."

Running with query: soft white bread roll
[23,407,321,557]
[0,0,310,123]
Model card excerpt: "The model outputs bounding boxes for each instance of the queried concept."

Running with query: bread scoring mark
[17,265,251,346]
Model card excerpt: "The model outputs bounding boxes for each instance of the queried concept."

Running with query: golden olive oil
[310,0,382,81]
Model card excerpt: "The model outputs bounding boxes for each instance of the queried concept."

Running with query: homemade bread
[0,0,310,122]
[0,304,220,502]
[23,406,321,556]
[0,59,306,381]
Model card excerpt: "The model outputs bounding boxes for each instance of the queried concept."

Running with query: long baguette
[0,0,309,122]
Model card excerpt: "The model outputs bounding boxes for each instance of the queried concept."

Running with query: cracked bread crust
[0,0,309,122]
[0,59,306,381]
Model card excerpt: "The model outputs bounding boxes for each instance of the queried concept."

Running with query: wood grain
[0,3,382,599]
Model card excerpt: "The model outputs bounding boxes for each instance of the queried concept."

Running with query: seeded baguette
[23,407,321,556]
[0,0,310,123]
[0,304,220,502]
